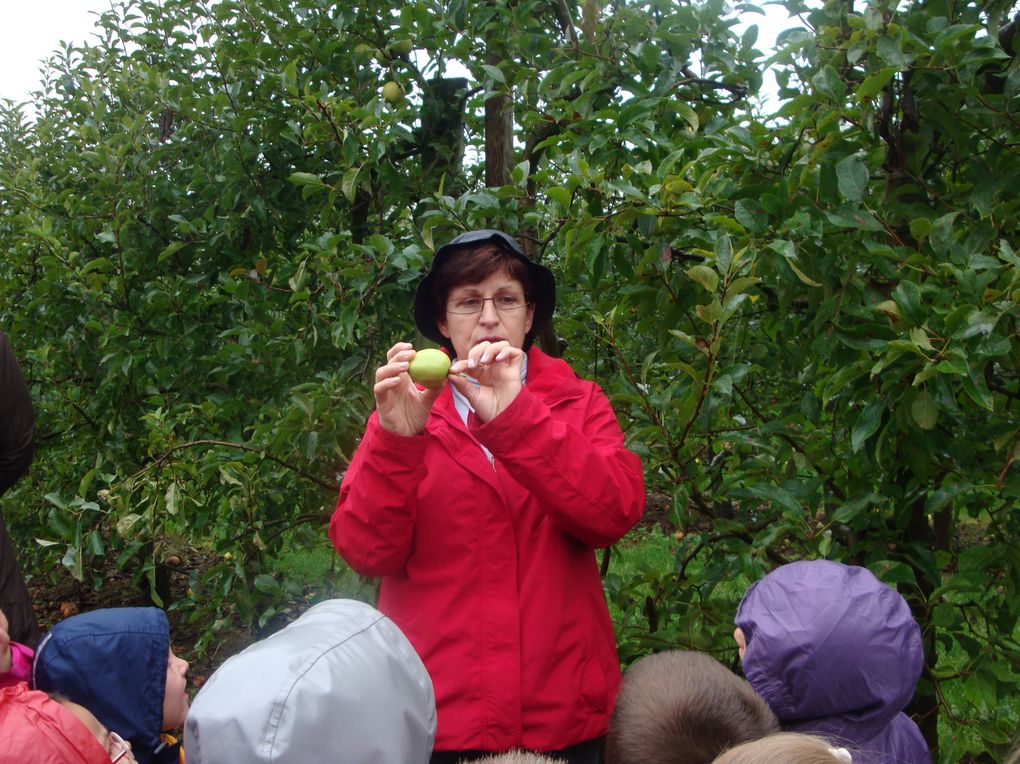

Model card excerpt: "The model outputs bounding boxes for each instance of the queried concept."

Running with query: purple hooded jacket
[735,560,931,764]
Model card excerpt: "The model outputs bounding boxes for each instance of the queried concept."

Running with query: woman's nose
[478,300,500,322]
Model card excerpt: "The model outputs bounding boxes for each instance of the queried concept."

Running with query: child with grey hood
[183,598,435,764]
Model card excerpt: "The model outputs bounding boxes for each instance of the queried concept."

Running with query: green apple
[382,80,404,105]
[388,39,413,56]
[408,348,451,389]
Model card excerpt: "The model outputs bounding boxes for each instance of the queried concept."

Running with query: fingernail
[467,359,477,368]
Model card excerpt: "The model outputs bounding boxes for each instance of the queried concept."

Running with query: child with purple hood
[734,560,931,764]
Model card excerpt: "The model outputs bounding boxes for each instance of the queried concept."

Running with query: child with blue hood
[32,607,189,764]
[734,560,931,764]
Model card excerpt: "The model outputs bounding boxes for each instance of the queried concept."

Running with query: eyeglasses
[446,295,530,315]
[109,731,131,763]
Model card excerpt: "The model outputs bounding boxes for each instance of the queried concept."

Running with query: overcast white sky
[0,1,114,103]
[0,1,793,105]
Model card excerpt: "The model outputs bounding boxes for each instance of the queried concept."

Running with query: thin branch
[734,384,848,502]
[552,0,578,46]
[132,439,339,491]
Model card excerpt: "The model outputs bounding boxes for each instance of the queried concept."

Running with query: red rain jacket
[331,347,645,753]
[0,683,111,764]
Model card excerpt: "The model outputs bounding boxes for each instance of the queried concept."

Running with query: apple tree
[0,0,1017,757]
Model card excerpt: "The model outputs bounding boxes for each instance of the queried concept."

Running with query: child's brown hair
[606,650,779,764]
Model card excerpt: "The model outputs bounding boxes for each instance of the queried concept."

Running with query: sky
[0,1,114,104]
[0,1,795,106]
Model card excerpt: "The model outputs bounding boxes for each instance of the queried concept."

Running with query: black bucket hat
[413,230,556,350]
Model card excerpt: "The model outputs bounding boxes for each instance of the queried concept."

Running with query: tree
[0,0,1016,758]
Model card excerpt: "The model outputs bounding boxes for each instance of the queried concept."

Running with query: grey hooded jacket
[184,599,436,764]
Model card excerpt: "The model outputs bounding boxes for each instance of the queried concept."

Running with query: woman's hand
[374,343,445,436]
[448,340,524,423]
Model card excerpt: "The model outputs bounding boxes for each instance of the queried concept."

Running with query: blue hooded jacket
[735,560,931,764]
[32,607,178,764]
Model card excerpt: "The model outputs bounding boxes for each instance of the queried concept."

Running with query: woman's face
[437,270,535,360]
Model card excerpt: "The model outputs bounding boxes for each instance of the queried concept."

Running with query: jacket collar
[429,346,582,430]
[424,347,583,489]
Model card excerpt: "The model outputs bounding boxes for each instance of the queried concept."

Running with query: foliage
[0,0,1017,759]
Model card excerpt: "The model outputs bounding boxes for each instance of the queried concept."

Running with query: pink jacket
[0,682,111,763]
[330,347,645,753]
[0,643,33,689]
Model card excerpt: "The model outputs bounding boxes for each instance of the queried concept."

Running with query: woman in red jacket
[330,230,645,764]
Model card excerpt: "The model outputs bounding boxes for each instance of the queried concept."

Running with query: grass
[266,524,375,604]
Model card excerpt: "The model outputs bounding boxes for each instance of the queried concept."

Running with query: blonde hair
[469,753,562,764]
[713,733,851,764]
[606,651,779,764]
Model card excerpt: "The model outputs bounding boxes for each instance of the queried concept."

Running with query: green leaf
[811,65,843,99]
[909,327,934,352]
[747,484,803,516]
[908,218,932,241]
[288,171,326,187]
[784,257,822,287]
[836,155,869,202]
[832,492,881,523]
[824,205,883,231]
[822,362,870,406]
[341,165,361,202]
[892,280,924,325]
[289,261,309,292]
[547,186,572,208]
[157,241,186,263]
[714,235,732,274]
[283,59,299,96]
[695,300,722,324]
[962,366,994,410]
[856,67,896,99]
[734,199,767,233]
[253,574,283,595]
[668,360,703,383]
[876,34,909,67]
[480,64,506,84]
[165,482,179,516]
[44,492,68,510]
[675,103,699,131]
[852,399,885,453]
[62,545,84,582]
[687,265,718,293]
[910,389,938,430]
[925,483,973,514]
[954,310,998,339]
[86,529,105,557]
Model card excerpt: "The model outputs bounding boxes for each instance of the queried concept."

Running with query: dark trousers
[0,511,40,646]
[430,737,603,764]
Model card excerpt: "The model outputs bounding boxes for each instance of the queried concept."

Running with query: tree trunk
[420,77,469,194]
[904,491,939,751]
[484,50,513,188]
